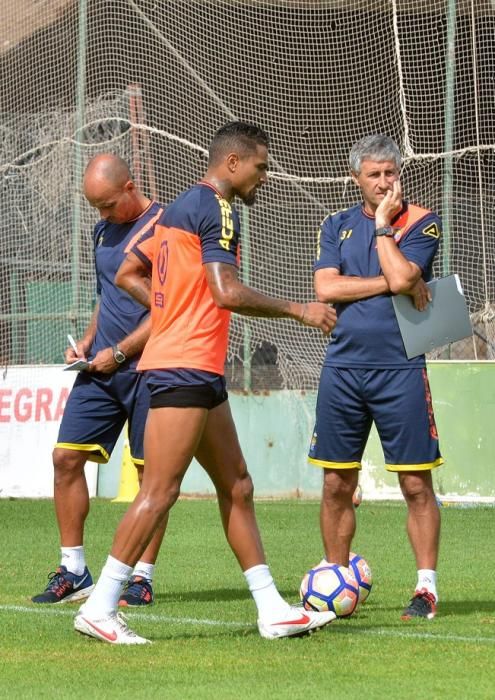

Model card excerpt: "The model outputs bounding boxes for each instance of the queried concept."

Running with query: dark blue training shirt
[314,202,442,369]
[91,200,164,370]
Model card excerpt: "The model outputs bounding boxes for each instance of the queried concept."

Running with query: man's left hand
[408,278,432,311]
[87,347,119,374]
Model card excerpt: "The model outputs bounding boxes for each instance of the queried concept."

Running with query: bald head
[83,153,150,224]
[84,153,131,190]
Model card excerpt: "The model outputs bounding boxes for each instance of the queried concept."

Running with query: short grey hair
[349,134,402,174]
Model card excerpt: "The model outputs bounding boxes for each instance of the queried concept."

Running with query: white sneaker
[258,605,336,639]
[74,608,150,645]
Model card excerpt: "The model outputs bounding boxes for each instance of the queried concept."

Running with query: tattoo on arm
[206,262,292,318]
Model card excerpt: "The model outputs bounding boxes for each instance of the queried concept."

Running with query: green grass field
[0,498,494,699]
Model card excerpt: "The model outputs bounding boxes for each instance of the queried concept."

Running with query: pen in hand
[67,334,79,357]
[63,335,90,371]
[67,334,89,363]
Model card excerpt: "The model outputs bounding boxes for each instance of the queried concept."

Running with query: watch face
[114,349,126,363]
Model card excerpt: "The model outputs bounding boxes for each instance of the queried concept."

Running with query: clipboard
[392,274,473,359]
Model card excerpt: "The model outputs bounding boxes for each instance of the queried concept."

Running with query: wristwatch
[374,226,395,238]
[112,345,127,364]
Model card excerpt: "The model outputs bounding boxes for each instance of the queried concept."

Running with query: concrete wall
[98,362,495,500]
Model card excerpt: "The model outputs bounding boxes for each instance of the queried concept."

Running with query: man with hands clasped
[308,134,443,620]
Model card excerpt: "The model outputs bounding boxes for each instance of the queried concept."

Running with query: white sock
[60,546,86,576]
[417,569,438,602]
[244,564,290,620]
[132,561,155,582]
[82,555,133,617]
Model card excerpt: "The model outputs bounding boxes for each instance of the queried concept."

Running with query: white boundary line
[0,605,248,628]
[1,605,494,645]
[333,627,495,645]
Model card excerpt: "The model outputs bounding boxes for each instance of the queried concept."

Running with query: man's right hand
[64,341,88,364]
[300,302,337,334]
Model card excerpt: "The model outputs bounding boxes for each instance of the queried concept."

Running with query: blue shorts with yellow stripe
[56,370,149,465]
[308,367,443,472]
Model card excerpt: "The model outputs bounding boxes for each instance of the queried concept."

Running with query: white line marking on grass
[131,611,251,628]
[1,605,494,644]
[0,605,250,628]
[331,626,495,645]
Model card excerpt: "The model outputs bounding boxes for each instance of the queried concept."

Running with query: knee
[217,462,254,506]
[139,480,180,518]
[52,448,85,483]
[400,472,435,506]
[322,470,357,504]
[232,471,254,506]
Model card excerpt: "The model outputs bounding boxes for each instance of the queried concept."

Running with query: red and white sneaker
[258,605,336,639]
[401,588,437,620]
[74,607,150,644]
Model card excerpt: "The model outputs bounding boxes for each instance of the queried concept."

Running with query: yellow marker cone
[112,436,139,503]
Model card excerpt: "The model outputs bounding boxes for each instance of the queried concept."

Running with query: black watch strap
[375,226,395,237]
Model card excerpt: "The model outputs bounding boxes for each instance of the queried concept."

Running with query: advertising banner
[0,366,97,497]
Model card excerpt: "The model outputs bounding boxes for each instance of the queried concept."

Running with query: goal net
[1,0,494,390]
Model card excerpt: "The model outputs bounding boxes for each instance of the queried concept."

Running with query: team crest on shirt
[157,240,169,285]
[422,222,441,239]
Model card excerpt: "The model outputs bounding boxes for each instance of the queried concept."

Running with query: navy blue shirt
[314,202,442,369]
[91,200,164,369]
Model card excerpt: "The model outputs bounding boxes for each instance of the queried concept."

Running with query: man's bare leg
[320,468,359,566]
[193,400,335,639]
[31,448,94,603]
[134,464,169,563]
[399,470,440,616]
[118,464,170,606]
[53,448,90,547]
[110,407,207,565]
[399,470,440,570]
[80,406,207,621]
[195,400,265,570]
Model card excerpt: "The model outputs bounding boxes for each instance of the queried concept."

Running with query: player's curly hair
[208,121,269,165]
[349,134,401,174]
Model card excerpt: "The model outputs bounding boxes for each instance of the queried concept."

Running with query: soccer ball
[349,552,373,604]
[300,563,359,618]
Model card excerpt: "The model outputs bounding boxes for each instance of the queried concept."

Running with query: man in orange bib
[74,122,337,644]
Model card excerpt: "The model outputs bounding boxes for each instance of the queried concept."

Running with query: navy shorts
[308,367,443,472]
[146,369,228,410]
[56,370,149,464]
